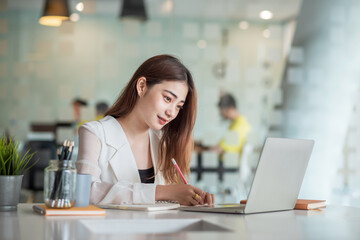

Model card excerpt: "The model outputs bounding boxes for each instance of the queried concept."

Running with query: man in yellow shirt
[75,101,109,132]
[95,101,109,121]
[210,94,251,157]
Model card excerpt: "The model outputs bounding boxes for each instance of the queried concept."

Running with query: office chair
[21,140,58,191]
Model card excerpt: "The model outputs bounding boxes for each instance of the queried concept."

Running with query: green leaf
[0,134,38,176]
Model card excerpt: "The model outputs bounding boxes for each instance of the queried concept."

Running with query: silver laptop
[180,137,314,214]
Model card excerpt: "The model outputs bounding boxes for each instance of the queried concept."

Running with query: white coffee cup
[74,174,92,207]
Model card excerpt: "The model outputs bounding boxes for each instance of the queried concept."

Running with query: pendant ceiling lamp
[120,0,147,21]
[39,0,71,27]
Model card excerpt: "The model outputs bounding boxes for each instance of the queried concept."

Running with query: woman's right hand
[155,184,214,206]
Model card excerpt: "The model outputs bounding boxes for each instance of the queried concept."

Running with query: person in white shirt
[76,55,214,206]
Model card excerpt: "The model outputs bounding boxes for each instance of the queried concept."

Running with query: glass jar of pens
[44,140,76,209]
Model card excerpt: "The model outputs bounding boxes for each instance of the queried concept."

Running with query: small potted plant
[0,134,37,211]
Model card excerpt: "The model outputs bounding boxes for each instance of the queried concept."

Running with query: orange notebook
[33,204,106,216]
[294,199,326,210]
[240,199,326,210]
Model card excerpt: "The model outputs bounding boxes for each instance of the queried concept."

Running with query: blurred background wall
[283,0,360,207]
[0,0,359,206]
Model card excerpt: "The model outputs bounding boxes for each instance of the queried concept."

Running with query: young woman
[76,55,214,206]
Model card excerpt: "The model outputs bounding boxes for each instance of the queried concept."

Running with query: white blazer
[76,115,165,205]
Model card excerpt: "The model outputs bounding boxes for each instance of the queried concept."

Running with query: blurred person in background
[73,100,109,132]
[196,93,251,159]
[95,101,109,121]
[72,98,88,124]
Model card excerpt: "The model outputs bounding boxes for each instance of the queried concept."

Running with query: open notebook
[97,201,180,211]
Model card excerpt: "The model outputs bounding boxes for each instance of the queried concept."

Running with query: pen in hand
[171,158,212,205]
[171,158,188,184]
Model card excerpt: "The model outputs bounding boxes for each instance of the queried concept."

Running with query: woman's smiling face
[136,79,189,130]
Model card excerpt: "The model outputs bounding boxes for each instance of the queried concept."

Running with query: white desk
[1,204,360,239]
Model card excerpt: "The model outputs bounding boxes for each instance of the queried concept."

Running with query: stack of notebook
[33,205,106,216]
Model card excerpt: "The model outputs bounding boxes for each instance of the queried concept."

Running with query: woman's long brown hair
[105,55,197,184]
